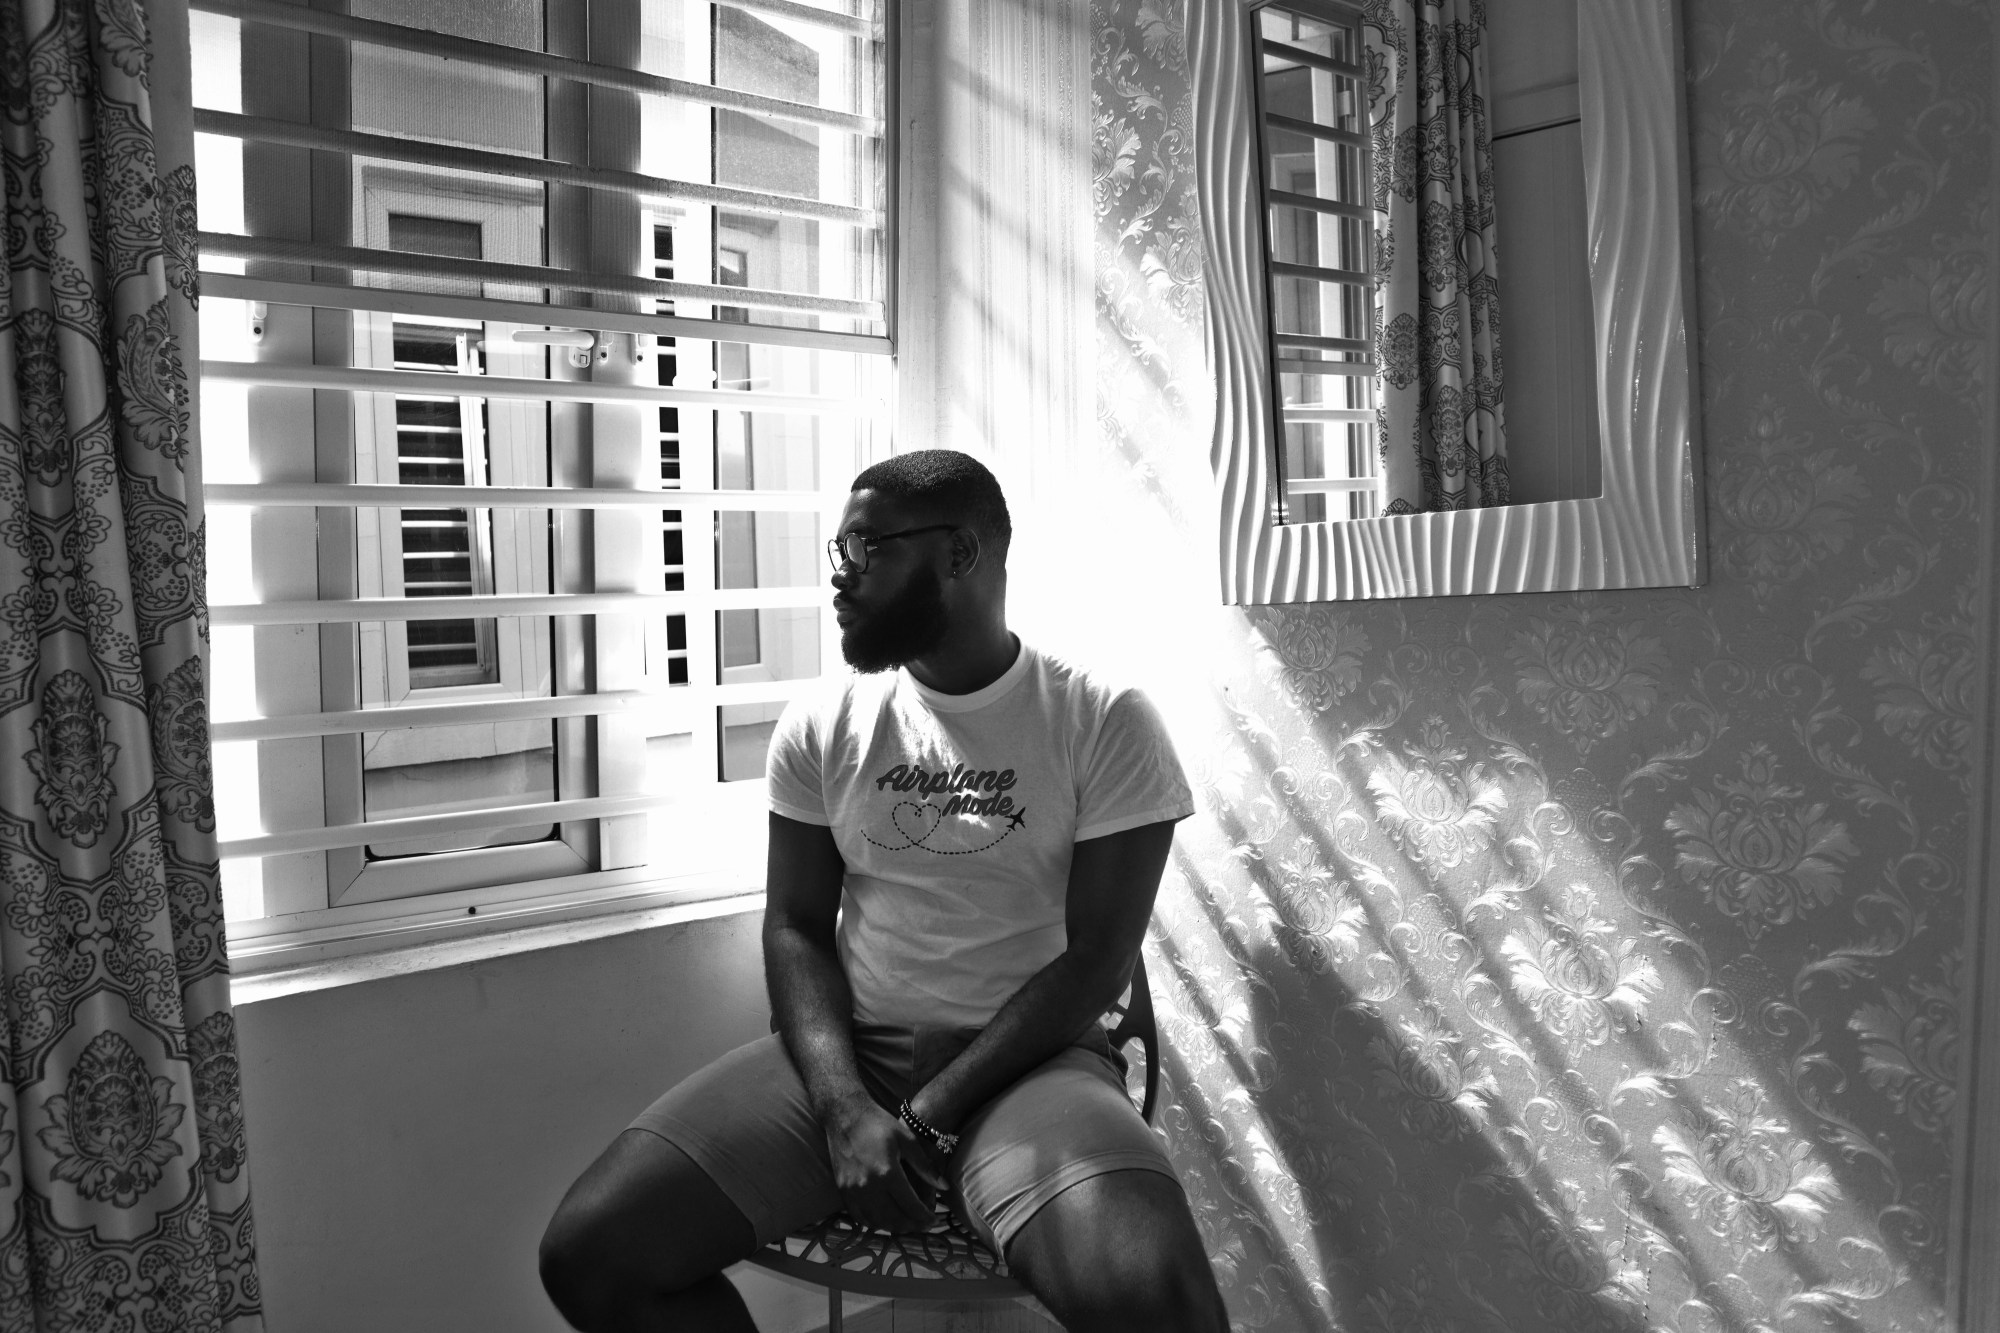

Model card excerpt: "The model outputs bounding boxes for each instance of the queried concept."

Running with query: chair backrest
[1104,951,1160,1125]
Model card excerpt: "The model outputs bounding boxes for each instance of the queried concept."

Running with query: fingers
[840,1167,934,1232]
[825,1103,949,1232]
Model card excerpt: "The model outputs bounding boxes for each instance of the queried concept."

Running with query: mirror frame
[1193,0,1705,602]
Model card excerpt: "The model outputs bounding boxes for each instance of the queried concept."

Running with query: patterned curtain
[1365,0,1510,512]
[0,0,262,1327]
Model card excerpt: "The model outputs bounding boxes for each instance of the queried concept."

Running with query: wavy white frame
[1193,0,1704,602]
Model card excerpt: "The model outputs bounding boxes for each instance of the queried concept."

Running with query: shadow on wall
[1083,0,1983,1329]
[1153,605,1921,1330]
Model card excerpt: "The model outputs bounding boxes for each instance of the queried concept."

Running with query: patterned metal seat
[745,955,1161,1330]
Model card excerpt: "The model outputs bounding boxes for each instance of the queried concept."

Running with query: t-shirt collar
[904,638,1031,713]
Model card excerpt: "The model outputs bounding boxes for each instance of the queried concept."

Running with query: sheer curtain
[0,0,261,1326]
[1365,0,1510,512]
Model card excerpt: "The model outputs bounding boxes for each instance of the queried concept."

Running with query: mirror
[1193,0,1705,601]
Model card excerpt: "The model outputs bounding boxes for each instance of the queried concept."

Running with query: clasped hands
[822,1090,953,1233]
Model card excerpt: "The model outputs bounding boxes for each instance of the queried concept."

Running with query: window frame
[173,0,902,964]
[1192,0,1705,602]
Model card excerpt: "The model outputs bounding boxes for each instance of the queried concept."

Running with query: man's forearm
[909,948,1127,1133]
[764,923,872,1119]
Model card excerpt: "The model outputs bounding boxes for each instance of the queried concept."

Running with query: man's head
[830,450,1012,673]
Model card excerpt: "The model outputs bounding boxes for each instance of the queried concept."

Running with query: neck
[905,614,1018,696]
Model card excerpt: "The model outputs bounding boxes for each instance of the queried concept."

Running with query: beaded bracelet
[897,1099,959,1157]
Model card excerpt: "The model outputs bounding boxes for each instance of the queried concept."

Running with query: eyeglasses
[825,524,956,574]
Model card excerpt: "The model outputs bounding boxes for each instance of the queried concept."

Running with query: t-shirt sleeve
[766,694,831,826]
[1074,688,1196,842]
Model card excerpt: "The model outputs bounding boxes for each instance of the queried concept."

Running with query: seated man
[539,450,1228,1333]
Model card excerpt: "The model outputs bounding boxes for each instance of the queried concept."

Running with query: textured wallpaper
[1091,1,1990,1329]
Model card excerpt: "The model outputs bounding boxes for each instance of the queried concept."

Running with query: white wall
[234,907,848,1332]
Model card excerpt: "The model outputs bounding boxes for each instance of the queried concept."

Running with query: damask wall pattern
[1092,1,1988,1329]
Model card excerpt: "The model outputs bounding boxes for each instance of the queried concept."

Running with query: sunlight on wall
[1072,0,1982,1327]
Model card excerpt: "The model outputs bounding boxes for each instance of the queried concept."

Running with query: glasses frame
[826,524,958,574]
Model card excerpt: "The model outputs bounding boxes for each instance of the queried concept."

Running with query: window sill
[228,869,766,1006]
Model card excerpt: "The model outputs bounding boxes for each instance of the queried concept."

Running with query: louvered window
[188,0,890,932]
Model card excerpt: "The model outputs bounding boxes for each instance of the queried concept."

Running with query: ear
[949,528,982,577]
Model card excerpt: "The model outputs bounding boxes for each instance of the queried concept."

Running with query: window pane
[719,701,787,782]
[1265,132,1366,207]
[1266,205,1368,274]
[1257,6,1360,65]
[1268,275,1368,341]
[1279,366,1372,413]
[363,720,558,858]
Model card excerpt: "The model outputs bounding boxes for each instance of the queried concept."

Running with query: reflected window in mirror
[1248,2,1382,523]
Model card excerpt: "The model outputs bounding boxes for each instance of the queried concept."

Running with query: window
[1247,1,1380,524]
[189,0,891,940]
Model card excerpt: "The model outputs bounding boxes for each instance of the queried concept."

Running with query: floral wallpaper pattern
[1092,0,1988,1329]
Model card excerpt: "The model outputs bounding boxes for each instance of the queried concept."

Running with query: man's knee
[1009,1170,1227,1333]
[1060,1246,1225,1332]
[539,1213,603,1330]
[537,1131,754,1331]
[539,1202,639,1331]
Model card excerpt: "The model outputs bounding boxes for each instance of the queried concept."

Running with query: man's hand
[822,1094,948,1233]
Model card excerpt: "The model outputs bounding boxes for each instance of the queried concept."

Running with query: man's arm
[906,818,1178,1136]
[762,812,942,1230]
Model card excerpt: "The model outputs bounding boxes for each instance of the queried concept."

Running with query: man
[539,450,1228,1332]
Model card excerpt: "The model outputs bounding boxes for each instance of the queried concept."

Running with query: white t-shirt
[767,642,1194,1028]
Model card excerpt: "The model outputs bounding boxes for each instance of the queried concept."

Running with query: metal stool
[745,955,1161,1331]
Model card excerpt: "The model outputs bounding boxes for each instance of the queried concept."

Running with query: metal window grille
[191,0,891,917]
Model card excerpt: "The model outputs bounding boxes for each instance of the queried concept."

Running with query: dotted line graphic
[863,800,1026,855]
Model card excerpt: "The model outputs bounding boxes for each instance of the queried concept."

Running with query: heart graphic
[891,801,943,847]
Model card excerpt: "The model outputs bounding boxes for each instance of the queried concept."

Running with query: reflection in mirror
[1195,0,1704,602]
[1487,0,1601,505]
[1250,2,1381,522]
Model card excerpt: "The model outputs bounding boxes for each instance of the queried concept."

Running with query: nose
[830,563,857,593]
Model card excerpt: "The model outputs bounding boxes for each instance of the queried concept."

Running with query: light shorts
[628,1023,1177,1255]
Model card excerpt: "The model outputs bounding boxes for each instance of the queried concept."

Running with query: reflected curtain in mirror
[1365,0,1509,512]
[0,0,262,1326]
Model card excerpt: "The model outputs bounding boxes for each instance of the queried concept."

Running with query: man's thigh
[952,1039,1178,1255]
[622,1033,845,1246]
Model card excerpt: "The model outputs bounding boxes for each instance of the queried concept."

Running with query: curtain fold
[1365,0,1510,512]
[0,0,263,1327]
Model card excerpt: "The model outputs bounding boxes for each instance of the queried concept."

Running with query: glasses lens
[830,532,867,572]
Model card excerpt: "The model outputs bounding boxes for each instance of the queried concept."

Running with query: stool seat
[749,1195,1022,1299]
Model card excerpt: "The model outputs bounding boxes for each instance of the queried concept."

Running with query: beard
[840,565,950,672]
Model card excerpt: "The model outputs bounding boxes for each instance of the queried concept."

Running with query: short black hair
[850,450,1012,552]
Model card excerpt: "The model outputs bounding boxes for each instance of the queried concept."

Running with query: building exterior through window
[191,0,889,934]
